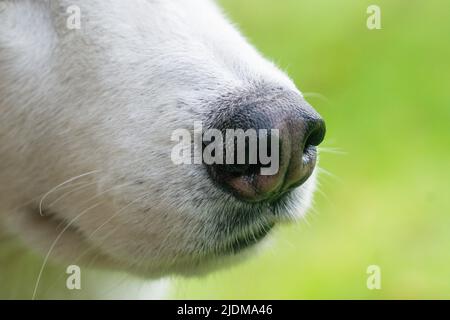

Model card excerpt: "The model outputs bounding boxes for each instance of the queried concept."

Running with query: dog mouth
[181,220,275,273]
[206,208,278,257]
[223,222,275,254]
[207,188,301,256]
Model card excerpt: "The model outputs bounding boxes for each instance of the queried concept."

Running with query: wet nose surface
[204,89,326,202]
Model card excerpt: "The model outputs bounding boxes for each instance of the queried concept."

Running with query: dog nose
[204,91,326,202]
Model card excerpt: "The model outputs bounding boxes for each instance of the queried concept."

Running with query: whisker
[68,191,151,268]
[302,92,331,104]
[32,201,104,300]
[39,170,100,216]
[53,181,136,232]
[301,210,312,228]
[99,273,131,298]
[317,167,342,184]
[318,146,347,155]
[47,181,99,208]
[11,180,90,213]
[86,193,150,241]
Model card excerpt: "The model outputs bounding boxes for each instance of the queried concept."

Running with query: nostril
[216,163,263,179]
[281,116,325,191]
[220,163,250,175]
[305,118,326,147]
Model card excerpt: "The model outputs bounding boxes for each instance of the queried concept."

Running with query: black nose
[204,90,326,202]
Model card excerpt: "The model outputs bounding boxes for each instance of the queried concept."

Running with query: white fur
[0,0,316,298]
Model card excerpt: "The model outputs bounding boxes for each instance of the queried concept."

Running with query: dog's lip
[217,221,275,255]
[212,191,296,254]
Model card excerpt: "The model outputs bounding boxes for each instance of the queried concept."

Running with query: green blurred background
[173,0,450,299]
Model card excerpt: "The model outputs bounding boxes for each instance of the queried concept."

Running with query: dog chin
[129,235,274,279]
[73,211,277,279]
